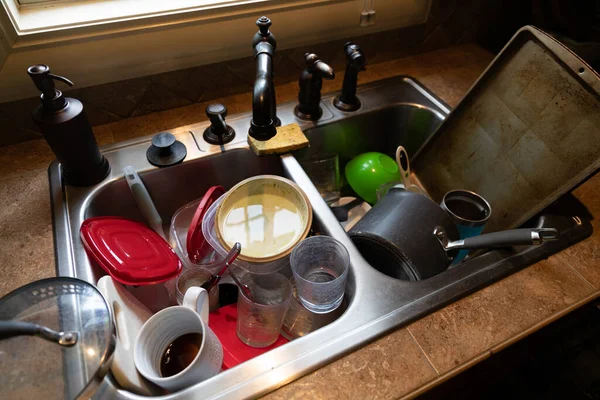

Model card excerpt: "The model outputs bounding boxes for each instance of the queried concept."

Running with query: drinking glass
[175,267,219,311]
[299,155,341,204]
[281,279,346,340]
[290,236,349,314]
[236,272,292,348]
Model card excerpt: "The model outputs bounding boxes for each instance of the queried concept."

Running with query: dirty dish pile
[74,174,347,394]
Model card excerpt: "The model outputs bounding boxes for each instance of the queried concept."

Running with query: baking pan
[412,25,600,232]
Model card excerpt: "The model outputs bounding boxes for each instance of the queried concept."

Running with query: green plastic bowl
[345,152,401,204]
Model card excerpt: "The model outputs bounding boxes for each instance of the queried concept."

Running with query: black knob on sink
[146,132,187,167]
[203,103,236,145]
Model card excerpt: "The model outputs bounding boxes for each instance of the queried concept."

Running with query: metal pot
[348,188,559,281]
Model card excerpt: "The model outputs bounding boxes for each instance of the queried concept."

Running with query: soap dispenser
[27,64,110,186]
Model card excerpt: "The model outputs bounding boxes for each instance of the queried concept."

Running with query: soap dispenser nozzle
[27,65,74,111]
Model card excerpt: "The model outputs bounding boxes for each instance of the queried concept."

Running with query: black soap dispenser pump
[28,65,110,186]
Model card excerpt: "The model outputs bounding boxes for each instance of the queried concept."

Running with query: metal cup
[440,190,492,264]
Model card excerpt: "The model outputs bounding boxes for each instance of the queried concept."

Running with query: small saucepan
[348,188,559,281]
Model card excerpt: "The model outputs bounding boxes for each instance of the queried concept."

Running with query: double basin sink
[49,76,590,399]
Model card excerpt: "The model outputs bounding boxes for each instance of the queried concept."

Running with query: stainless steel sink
[49,76,591,399]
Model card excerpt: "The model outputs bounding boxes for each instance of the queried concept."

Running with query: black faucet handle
[253,16,276,49]
[343,42,366,70]
[303,53,335,80]
[294,53,335,120]
[256,16,271,33]
[204,103,235,145]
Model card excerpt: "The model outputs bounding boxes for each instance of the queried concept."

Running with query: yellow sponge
[248,123,309,156]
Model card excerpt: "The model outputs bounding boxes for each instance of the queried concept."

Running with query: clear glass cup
[236,272,292,348]
[290,236,349,314]
[299,155,341,204]
[174,267,219,312]
[281,279,346,340]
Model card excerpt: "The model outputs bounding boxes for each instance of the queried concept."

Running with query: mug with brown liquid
[134,286,223,392]
[160,332,203,378]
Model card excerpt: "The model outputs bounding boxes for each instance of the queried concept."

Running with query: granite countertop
[0,44,598,399]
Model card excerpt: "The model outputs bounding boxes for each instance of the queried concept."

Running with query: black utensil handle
[331,197,362,212]
[0,321,44,340]
[344,197,363,210]
[461,228,559,249]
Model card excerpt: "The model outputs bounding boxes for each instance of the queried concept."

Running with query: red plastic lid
[186,186,226,263]
[208,303,288,370]
[80,217,182,286]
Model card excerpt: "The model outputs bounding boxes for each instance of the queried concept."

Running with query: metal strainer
[0,277,115,400]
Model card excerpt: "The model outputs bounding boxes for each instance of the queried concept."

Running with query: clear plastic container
[201,195,290,275]
[170,193,289,275]
[169,199,221,273]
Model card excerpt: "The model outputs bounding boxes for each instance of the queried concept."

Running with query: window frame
[0,0,431,103]
[2,0,342,48]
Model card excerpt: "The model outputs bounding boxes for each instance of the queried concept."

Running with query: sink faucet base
[294,105,323,120]
[333,42,366,113]
[295,53,335,121]
[333,96,361,112]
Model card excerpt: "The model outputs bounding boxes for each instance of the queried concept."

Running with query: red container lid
[186,186,225,263]
[80,217,182,286]
[209,303,288,370]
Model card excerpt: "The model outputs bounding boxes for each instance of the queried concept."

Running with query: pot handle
[0,320,78,346]
[435,227,559,251]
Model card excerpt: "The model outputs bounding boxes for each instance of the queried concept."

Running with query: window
[4,0,285,36]
[0,0,430,103]
[17,0,81,5]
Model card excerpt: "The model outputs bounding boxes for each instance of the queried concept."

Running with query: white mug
[133,287,223,392]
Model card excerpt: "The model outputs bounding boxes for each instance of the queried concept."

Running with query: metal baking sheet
[413,25,600,232]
